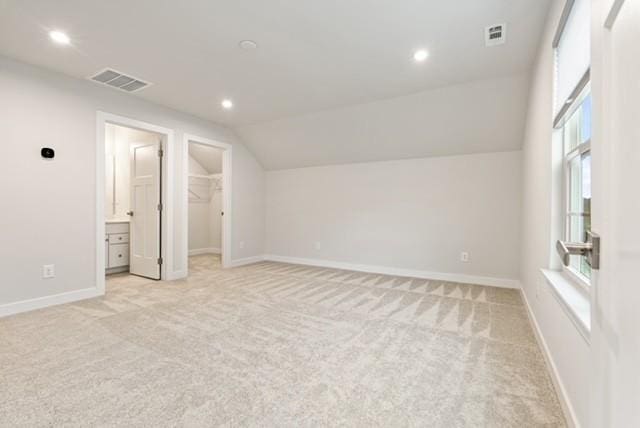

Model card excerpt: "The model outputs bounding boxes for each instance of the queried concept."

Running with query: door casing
[96,111,175,294]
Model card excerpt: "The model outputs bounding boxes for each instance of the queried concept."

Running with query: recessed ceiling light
[413,49,429,62]
[239,40,258,50]
[221,99,233,109]
[49,30,70,45]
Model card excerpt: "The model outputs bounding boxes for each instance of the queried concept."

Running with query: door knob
[556,231,600,270]
[126,211,134,217]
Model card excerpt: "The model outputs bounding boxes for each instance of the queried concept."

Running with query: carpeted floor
[0,255,565,427]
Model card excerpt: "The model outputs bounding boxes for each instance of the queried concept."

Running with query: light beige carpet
[0,255,565,427]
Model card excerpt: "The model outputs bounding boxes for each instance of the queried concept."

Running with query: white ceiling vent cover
[485,23,507,46]
[89,68,151,92]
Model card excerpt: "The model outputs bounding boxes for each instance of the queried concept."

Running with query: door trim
[604,0,625,29]
[96,111,175,294]
[182,134,232,272]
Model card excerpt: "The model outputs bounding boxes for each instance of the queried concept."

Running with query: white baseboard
[263,254,520,289]
[188,247,221,256]
[520,289,579,428]
[167,270,187,280]
[0,287,103,318]
[106,266,128,275]
[228,255,265,268]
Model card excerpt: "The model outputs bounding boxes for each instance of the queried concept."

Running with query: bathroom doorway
[96,111,176,295]
[104,122,164,280]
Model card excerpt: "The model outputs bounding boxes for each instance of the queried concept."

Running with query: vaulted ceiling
[0,0,551,169]
[189,143,223,174]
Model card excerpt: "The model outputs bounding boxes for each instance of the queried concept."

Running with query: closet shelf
[188,173,221,180]
[188,173,222,202]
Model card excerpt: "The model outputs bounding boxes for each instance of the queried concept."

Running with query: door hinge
[158,149,164,158]
[157,203,163,211]
[157,257,163,265]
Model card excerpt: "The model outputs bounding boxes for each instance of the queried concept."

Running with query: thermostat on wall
[41,147,55,159]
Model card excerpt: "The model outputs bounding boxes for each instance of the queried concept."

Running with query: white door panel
[591,0,640,425]
[129,141,161,279]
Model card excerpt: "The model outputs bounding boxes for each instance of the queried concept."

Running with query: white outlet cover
[460,252,470,262]
[42,264,55,278]
[314,242,321,250]
[239,241,245,249]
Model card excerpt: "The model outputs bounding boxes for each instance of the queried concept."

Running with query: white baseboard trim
[263,254,520,289]
[228,255,265,268]
[520,289,579,428]
[167,270,187,281]
[0,287,103,318]
[106,266,128,275]
[188,247,221,256]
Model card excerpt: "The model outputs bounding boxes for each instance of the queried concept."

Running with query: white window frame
[553,0,592,292]
[557,83,592,291]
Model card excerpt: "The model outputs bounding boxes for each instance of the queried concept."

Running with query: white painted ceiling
[189,143,223,174]
[0,0,550,126]
[0,0,551,169]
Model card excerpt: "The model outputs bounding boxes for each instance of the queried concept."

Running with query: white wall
[188,196,221,252]
[519,1,590,426]
[0,55,265,310]
[266,151,521,284]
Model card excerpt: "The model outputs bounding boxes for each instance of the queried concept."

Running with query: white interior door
[591,0,640,425]
[129,140,161,279]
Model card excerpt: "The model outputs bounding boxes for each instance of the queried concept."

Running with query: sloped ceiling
[189,143,223,174]
[237,74,530,170]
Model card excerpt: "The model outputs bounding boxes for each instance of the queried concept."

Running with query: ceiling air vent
[485,23,507,47]
[89,68,151,92]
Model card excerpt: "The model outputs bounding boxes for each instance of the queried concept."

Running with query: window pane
[581,94,592,143]
[580,152,592,277]
[582,152,591,210]
[560,87,592,282]
[569,155,583,212]
[564,110,580,154]
[566,151,592,280]
[562,88,591,155]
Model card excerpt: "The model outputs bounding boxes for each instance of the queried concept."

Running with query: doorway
[105,123,163,280]
[182,135,232,274]
[96,112,175,294]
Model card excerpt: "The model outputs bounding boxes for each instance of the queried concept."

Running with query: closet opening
[183,135,232,274]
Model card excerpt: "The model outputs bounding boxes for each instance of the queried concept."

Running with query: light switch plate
[43,264,55,278]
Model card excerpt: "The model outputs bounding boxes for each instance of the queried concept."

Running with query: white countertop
[106,219,129,224]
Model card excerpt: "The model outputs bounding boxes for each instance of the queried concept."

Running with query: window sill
[540,268,591,343]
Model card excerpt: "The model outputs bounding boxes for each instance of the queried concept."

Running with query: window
[553,0,592,286]
[558,86,592,283]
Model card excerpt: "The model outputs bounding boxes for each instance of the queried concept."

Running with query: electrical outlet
[239,241,245,249]
[460,252,470,263]
[42,264,55,279]
[314,241,321,250]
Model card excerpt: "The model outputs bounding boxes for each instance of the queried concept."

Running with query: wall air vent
[89,68,151,92]
[485,23,507,47]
